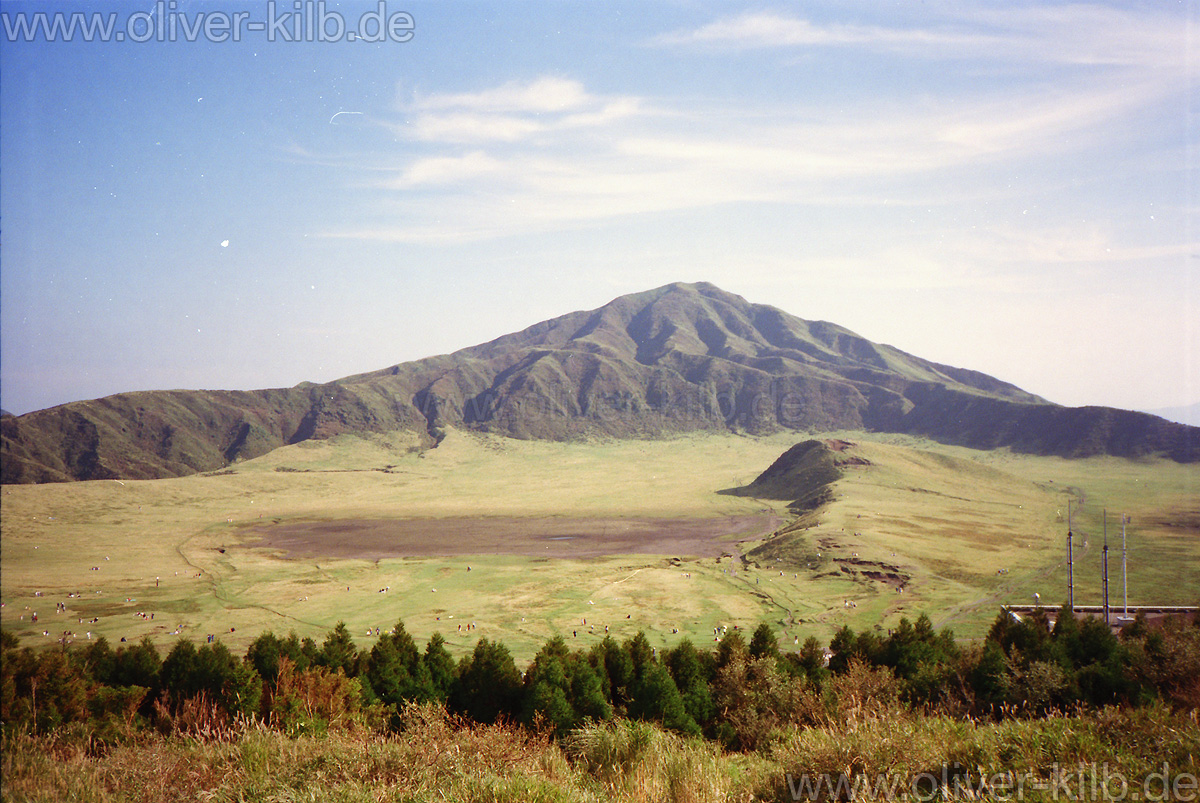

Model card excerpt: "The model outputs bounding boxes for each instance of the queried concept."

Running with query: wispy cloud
[383,151,506,189]
[651,12,991,53]
[651,5,1194,69]
[313,1,1195,249]
[319,67,1179,245]
[413,76,592,113]
[391,77,643,144]
[405,112,545,144]
[955,224,1200,269]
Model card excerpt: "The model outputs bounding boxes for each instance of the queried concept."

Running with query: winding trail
[175,528,328,631]
[608,568,645,586]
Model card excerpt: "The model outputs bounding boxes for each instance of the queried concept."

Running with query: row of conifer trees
[2,606,1197,747]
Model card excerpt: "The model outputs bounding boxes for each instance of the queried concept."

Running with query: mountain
[3,282,1196,483]
[1143,402,1200,428]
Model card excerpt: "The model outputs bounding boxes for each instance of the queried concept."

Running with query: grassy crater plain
[2,428,1197,661]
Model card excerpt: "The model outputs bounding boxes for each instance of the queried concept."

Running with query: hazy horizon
[2,1,1196,417]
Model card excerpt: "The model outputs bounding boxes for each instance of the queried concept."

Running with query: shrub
[264,657,361,736]
[1,643,90,733]
[711,651,805,751]
[566,718,733,802]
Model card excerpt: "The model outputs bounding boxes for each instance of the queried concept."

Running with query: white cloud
[970,4,1195,69]
[393,77,644,144]
[651,6,1195,70]
[953,224,1200,269]
[931,77,1170,158]
[383,151,507,188]
[406,112,545,143]
[652,11,992,52]
[317,16,1192,249]
[413,76,591,113]
[560,98,642,129]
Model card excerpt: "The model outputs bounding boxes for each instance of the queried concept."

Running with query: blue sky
[1,0,1196,416]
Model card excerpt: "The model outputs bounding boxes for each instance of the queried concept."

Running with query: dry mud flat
[249,515,783,560]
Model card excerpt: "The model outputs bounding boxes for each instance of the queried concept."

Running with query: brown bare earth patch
[1147,506,1200,537]
[835,556,910,588]
[248,515,783,561]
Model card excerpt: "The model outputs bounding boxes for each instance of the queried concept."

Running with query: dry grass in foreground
[4,702,1198,803]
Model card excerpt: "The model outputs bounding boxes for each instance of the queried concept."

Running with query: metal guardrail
[1003,605,1198,614]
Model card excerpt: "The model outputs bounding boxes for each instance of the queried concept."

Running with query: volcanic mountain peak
[436,281,1040,405]
[3,282,1196,483]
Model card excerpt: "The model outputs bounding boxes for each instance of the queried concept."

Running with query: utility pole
[1066,498,1074,612]
[1102,509,1110,627]
[1122,513,1128,618]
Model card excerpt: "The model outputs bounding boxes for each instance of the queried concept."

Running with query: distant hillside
[3,282,1197,482]
[721,439,847,512]
[1143,402,1200,428]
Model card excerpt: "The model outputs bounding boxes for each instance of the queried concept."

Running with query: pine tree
[160,639,200,703]
[365,620,434,710]
[78,636,117,685]
[797,636,828,686]
[664,638,716,728]
[521,637,612,735]
[749,624,779,661]
[716,629,747,670]
[316,622,358,677]
[424,633,455,702]
[624,633,699,735]
[629,660,699,736]
[450,638,522,724]
[246,632,288,686]
[589,636,633,711]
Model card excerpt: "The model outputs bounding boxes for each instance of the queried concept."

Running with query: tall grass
[5,704,1194,802]
[564,718,763,802]
[770,703,1200,802]
[2,705,574,803]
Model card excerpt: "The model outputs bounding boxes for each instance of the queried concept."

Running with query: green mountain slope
[3,282,1196,483]
[720,439,846,512]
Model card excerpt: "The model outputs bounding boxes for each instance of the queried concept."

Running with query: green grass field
[3,428,1196,661]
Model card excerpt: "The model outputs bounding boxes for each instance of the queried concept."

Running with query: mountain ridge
[1142,401,1200,428]
[3,282,1196,483]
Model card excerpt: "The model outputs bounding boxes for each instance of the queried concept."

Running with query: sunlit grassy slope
[2,428,1196,661]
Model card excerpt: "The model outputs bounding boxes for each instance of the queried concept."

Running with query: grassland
[2,428,1197,661]
[5,700,1198,803]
